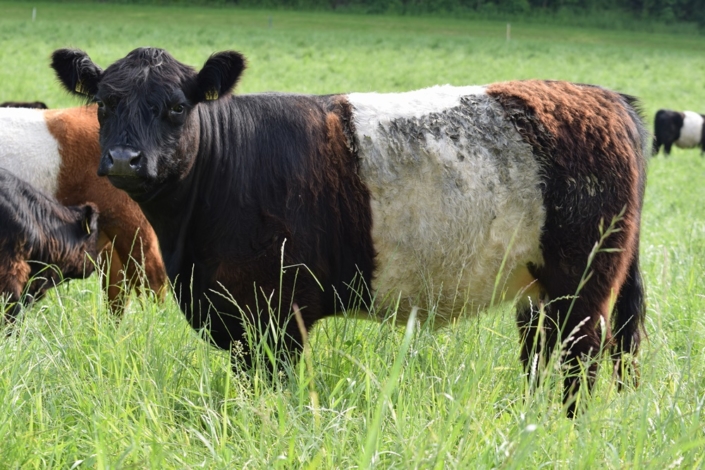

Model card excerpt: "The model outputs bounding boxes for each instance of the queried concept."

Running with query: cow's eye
[170,104,185,114]
[95,100,105,109]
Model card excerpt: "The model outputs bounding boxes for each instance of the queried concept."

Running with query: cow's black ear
[195,51,246,103]
[80,204,99,237]
[51,49,103,99]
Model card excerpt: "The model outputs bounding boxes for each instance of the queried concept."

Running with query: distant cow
[0,169,99,322]
[0,101,48,109]
[52,47,649,416]
[0,106,167,312]
[653,109,705,156]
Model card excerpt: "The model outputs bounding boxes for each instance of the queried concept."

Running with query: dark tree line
[230,0,704,25]
[91,0,705,27]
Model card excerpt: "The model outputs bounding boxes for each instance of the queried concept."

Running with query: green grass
[1,2,705,467]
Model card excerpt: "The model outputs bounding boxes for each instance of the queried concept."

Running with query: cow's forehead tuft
[101,47,196,95]
[124,47,172,67]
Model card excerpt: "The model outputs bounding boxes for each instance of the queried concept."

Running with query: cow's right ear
[51,49,103,99]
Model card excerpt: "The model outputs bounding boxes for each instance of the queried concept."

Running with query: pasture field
[1,2,705,468]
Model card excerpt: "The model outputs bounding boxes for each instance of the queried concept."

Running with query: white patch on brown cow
[0,108,61,195]
[347,86,546,324]
[676,111,704,148]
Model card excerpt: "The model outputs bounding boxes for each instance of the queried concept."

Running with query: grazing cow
[52,47,648,416]
[0,169,99,322]
[653,109,705,156]
[0,106,167,311]
[0,101,48,109]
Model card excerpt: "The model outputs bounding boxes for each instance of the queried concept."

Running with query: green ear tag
[205,89,219,101]
[75,80,88,95]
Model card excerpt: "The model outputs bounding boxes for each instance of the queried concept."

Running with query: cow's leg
[516,274,605,417]
[100,219,167,315]
[517,296,557,390]
[529,217,638,417]
[211,266,314,381]
[531,267,613,418]
[97,209,167,311]
[219,306,305,383]
[664,142,673,156]
[96,237,128,315]
[117,226,167,300]
[0,257,31,328]
[513,268,552,387]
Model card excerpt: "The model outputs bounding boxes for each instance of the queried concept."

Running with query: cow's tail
[612,93,649,385]
[620,93,652,160]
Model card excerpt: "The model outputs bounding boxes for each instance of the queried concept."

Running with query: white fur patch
[0,108,61,196]
[676,111,704,148]
[347,86,546,324]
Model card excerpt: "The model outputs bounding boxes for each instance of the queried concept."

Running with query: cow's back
[0,108,62,195]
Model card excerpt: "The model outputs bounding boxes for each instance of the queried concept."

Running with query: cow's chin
[107,175,163,204]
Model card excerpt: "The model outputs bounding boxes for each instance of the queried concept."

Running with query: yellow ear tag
[205,89,219,101]
[75,80,89,95]
[83,218,91,235]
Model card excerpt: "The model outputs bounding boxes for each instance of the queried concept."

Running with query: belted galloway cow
[653,109,705,156]
[51,47,649,416]
[0,169,99,323]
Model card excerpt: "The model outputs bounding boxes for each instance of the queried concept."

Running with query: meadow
[0,2,705,467]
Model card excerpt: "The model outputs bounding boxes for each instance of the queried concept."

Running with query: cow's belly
[348,87,546,324]
[0,108,61,195]
[676,111,704,148]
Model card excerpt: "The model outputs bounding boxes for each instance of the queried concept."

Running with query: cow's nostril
[129,153,142,168]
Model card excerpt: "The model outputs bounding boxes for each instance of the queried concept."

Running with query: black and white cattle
[0,101,48,109]
[51,47,649,416]
[653,109,705,156]
[0,169,99,323]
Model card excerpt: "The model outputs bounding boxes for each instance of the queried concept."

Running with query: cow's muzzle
[99,146,143,177]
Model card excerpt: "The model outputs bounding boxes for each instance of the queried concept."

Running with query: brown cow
[0,106,166,311]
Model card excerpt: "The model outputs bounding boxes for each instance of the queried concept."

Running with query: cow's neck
[137,158,202,281]
[133,107,209,280]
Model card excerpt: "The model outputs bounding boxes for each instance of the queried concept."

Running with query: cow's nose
[98,147,143,176]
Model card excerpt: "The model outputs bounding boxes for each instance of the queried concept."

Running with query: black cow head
[51,47,246,202]
[25,203,100,304]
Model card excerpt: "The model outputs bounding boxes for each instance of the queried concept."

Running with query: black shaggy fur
[0,169,99,322]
